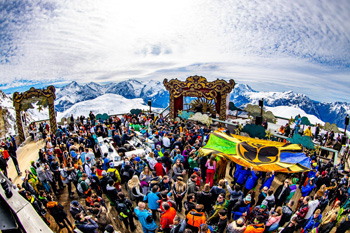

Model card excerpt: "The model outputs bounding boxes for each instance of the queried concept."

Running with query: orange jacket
[160,207,176,229]
[187,209,206,228]
[244,224,265,233]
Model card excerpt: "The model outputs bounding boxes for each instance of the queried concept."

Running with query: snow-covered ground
[57,93,162,120]
[265,105,324,125]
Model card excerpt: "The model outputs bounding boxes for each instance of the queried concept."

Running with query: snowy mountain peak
[85,82,104,93]
[52,79,350,128]
[235,83,257,93]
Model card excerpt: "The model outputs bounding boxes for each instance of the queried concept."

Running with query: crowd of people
[0,111,349,233]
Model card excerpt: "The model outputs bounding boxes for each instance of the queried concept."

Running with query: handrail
[0,171,54,232]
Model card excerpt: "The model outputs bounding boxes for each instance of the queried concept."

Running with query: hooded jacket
[186,209,206,227]
[262,195,275,209]
[134,207,158,231]
[106,184,119,201]
[187,178,197,195]
[70,201,86,219]
[245,170,258,190]
[144,191,160,210]
[244,223,265,233]
[75,218,99,233]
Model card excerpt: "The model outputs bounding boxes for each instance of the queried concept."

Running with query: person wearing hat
[70,200,87,219]
[83,156,92,177]
[248,204,269,224]
[172,176,187,212]
[285,178,299,202]
[231,194,251,221]
[154,145,165,158]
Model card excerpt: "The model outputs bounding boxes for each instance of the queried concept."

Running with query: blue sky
[0,0,349,102]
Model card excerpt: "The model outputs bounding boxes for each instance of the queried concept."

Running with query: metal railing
[0,171,53,232]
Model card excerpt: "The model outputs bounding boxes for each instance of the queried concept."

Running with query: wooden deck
[5,140,349,233]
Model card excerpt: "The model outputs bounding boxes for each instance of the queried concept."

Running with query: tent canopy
[199,131,311,173]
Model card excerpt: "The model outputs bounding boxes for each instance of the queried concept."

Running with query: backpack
[60,170,68,181]
[266,199,275,209]
[186,210,206,228]
[77,182,83,194]
[116,201,131,219]
[146,214,154,223]
[77,180,91,196]
[70,170,78,182]
[83,163,91,173]
[108,168,117,181]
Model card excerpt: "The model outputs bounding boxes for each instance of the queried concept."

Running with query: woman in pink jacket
[265,206,283,232]
[205,155,216,187]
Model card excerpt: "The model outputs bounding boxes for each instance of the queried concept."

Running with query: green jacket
[208,199,229,222]
[78,178,90,192]
[188,157,198,169]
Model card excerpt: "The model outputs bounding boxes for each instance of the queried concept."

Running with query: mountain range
[55,80,169,112]
[0,79,349,137]
[54,79,350,128]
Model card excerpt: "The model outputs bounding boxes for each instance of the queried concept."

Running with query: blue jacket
[234,164,243,178]
[308,170,317,179]
[173,154,184,164]
[237,168,250,185]
[134,207,158,231]
[144,192,160,210]
[304,214,322,232]
[301,182,315,197]
[232,202,251,220]
[103,157,110,171]
[75,219,98,233]
[261,175,275,190]
[154,148,165,157]
[245,170,258,190]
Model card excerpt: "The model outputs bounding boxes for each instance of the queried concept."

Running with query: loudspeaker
[148,100,152,107]
[341,135,348,145]
[345,116,349,126]
[259,100,264,107]
[255,116,262,125]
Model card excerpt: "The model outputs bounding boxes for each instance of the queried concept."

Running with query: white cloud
[0,0,349,102]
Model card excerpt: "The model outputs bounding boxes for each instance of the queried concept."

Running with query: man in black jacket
[274,179,291,207]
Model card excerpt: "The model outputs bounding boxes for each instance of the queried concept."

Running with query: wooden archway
[13,86,57,142]
[163,76,235,121]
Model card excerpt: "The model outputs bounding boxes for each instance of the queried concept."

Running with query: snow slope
[57,94,161,120]
[265,106,324,125]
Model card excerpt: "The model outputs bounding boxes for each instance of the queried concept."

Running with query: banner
[199,131,311,173]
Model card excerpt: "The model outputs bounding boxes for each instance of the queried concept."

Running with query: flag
[199,131,311,173]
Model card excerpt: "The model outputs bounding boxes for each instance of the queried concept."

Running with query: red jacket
[160,207,176,229]
[155,162,165,177]
[192,171,201,186]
